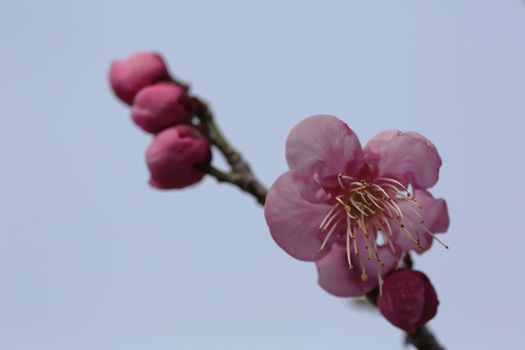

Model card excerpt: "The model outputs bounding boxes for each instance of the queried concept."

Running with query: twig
[202,164,267,205]
[190,96,267,205]
[405,326,446,350]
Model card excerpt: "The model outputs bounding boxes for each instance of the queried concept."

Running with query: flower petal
[393,189,449,254]
[264,170,333,261]
[364,130,442,189]
[316,238,398,297]
[286,115,363,180]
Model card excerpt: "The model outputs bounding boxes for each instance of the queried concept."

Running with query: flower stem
[190,94,445,350]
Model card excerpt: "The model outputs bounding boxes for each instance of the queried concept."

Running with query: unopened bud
[131,82,191,133]
[109,52,168,105]
[146,125,211,189]
[377,270,439,333]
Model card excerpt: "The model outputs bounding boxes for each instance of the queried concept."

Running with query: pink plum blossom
[131,82,192,134]
[146,125,211,189]
[264,115,449,296]
[377,270,439,332]
[109,52,169,105]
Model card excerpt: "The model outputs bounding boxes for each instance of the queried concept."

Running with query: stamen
[362,233,374,261]
[358,201,376,215]
[376,260,384,296]
[321,203,343,231]
[404,204,425,224]
[337,173,346,190]
[358,191,371,206]
[350,181,368,191]
[346,211,357,220]
[319,203,340,230]
[380,200,395,219]
[399,223,422,248]
[358,259,368,282]
[346,215,356,239]
[387,200,404,220]
[369,232,382,264]
[422,226,449,249]
[363,190,384,211]
[397,194,422,209]
[350,196,369,216]
[379,228,397,255]
[365,235,379,261]
[335,195,346,207]
[370,183,391,199]
[383,200,402,220]
[319,216,342,251]
[357,213,368,233]
[381,217,394,237]
[382,183,408,193]
[346,231,353,269]
[375,177,406,189]
[339,174,355,181]
[336,195,356,218]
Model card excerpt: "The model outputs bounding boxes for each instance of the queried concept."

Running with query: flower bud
[146,125,211,189]
[131,82,192,134]
[109,52,169,105]
[377,270,439,333]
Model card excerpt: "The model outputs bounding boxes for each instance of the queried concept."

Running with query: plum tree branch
[191,96,267,205]
[405,326,445,350]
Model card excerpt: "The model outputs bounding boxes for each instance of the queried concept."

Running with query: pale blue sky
[1,1,524,349]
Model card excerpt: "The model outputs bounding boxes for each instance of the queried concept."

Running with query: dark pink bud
[109,52,169,105]
[377,270,439,333]
[146,125,211,189]
[131,82,192,134]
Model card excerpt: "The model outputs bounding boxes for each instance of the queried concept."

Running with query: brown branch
[191,97,267,205]
[203,164,267,205]
[405,326,446,350]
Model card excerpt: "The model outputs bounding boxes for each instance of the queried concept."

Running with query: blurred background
[1,0,524,349]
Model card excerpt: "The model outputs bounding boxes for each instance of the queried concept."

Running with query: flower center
[318,173,447,292]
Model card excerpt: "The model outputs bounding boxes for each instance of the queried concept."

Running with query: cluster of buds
[109,52,211,189]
